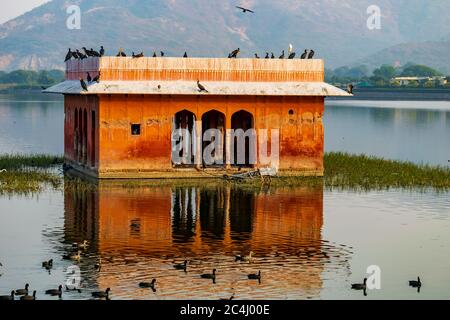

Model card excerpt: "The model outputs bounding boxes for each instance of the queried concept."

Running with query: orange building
[46,57,349,179]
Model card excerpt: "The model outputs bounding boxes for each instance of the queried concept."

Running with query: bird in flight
[236,6,254,13]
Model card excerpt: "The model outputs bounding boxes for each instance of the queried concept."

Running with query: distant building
[45,56,350,179]
[392,76,447,86]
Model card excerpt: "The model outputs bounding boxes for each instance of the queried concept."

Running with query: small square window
[131,124,141,136]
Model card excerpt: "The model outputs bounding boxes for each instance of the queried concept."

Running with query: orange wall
[96,95,324,172]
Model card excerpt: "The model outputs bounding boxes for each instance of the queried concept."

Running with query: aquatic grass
[323,152,450,191]
[0,154,63,170]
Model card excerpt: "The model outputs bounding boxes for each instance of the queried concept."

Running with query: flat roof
[44,80,351,97]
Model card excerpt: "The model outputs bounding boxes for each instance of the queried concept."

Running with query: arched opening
[83,109,88,165]
[74,108,79,162]
[202,110,225,167]
[231,110,255,167]
[173,110,196,166]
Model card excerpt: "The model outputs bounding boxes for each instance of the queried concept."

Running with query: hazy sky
[0,0,51,24]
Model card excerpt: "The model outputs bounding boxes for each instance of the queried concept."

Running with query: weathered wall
[95,94,324,174]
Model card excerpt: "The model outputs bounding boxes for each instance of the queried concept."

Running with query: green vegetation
[1,153,449,195]
[326,63,449,89]
[0,154,63,195]
[0,70,64,92]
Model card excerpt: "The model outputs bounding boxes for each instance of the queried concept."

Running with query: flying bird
[300,49,308,59]
[197,80,208,93]
[308,49,315,59]
[65,49,72,62]
[236,6,254,13]
[229,48,240,58]
[80,79,88,92]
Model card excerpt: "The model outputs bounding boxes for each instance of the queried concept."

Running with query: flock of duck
[0,246,261,301]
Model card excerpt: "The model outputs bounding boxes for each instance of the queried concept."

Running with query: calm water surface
[0,93,449,300]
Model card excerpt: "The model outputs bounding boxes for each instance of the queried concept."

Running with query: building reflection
[62,180,350,299]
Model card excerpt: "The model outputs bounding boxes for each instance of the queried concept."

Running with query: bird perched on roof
[183,52,188,58]
[65,49,72,62]
[80,79,88,92]
[132,52,144,58]
[308,49,315,59]
[99,46,105,57]
[288,44,296,59]
[153,52,157,57]
[87,72,92,83]
[116,48,126,57]
[197,80,208,93]
[271,52,275,59]
[90,48,101,57]
[254,53,260,59]
[279,50,285,59]
[92,73,101,83]
[301,49,308,59]
[347,84,354,94]
[76,49,87,60]
[160,51,165,57]
[236,6,254,13]
[82,47,92,57]
[229,48,240,58]
[265,52,269,59]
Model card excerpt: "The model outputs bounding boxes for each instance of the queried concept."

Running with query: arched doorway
[231,110,255,167]
[173,110,196,166]
[202,110,225,167]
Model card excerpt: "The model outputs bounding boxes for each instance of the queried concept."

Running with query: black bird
[90,48,100,57]
[42,259,53,269]
[0,291,15,301]
[116,48,126,57]
[82,47,92,57]
[99,46,105,57]
[288,44,295,59]
[300,49,308,59]
[279,50,285,59]
[132,52,144,58]
[236,6,254,13]
[77,49,87,60]
[254,53,260,59]
[288,52,296,59]
[229,48,240,58]
[15,284,29,296]
[409,277,422,288]
[139,279,156,291]
[65,49,72,62]
[45,285,63,296]
[71,50,79,59]
[351,278,367,290]
[87,72,92,83]
[80,79,88,92]
[197,80,208,93]
[92,288,111,299]
[183,52,188,58]
[174,260,188,272]
[347,84,354,94]
[200,269,216,281]
[153,52,157,58]
[307,49,315,59]
[271,52,275,59]
[92,73,101,83]
[265,52,269,59]
[248,270,261,281]
[160,51,165,57]
[20,291,37,301]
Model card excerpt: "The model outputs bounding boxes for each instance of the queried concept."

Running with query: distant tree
[400,64,442,77]
[372,65,397,82]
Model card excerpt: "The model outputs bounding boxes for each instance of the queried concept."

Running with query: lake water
[0,93,449,300]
